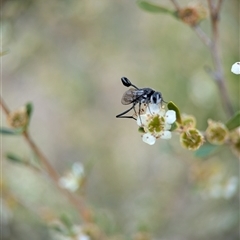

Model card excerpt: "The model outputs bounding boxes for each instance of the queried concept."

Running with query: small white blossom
[231,62,240,74]
[136,104,176,145]
[59,173,80,192]
[59,162,85,192]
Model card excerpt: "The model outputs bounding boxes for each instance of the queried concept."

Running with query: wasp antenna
[121,77,132,87]
[121,77,139,89]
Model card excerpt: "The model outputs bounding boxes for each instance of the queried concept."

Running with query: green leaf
[167,101,182,124]
[137,0,175,15]
[0,127,23,135]
[6,153,24,163]
[195,144,218,158]
[225,111,240,131]
[170,122,178,131]
[60,214,73,230]
[138,127,146,133]
[26,102,34,118]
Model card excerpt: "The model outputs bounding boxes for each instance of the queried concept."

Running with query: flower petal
[137,114,148,126]
[72,162,84,177]
[158,108,166,117]
[231,62,240,74]
[164,123,172,130]
[146,103,160,115]
[142,133,156,145]
[160,131,172,139]
[59,175,79,192]
[165,110,176,124]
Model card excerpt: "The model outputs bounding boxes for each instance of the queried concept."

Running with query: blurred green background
[2,0,239,239]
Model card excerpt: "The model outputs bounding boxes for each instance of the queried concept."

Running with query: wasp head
[150,92,162,104]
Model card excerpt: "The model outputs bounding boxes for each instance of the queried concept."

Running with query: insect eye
[151,92,162,104]
[121,77,132,87]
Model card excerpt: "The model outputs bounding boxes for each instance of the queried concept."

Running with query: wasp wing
[121,88,145,105]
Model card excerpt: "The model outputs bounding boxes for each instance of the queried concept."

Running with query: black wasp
[116,77,163,120]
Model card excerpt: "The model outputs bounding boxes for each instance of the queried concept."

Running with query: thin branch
[192,25,212,48]
[0,96,10,115]
[0,96,93,223]
[206,0,234,117]
[22,131,60,181]
[169,0,181,11]
[215,0,224,15]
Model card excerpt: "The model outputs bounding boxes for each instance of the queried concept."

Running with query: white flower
[59,173,80,192]
[136,104,176,145]
[59,162,85,192]
[231,62,240,74]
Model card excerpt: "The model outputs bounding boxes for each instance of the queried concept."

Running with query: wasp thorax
[150,92,162,104]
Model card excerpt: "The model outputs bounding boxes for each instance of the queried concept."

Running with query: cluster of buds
[134,101,206,151]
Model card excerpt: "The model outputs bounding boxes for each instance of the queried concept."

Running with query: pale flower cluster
[201,175,238,200]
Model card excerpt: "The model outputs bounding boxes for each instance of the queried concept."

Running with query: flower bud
[180,128,204,150]
[181,114,196,129]
[178,3,207,26]
[205,120,229,145]
[7,106,29,129]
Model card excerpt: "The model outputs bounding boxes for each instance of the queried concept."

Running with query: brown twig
[191,25,212,48]
[0,96,93,223]
[207,0,234,117]
[169,0,233,117]
[0,96,10,115]
[215,0,224,15]
[169,0,181,11]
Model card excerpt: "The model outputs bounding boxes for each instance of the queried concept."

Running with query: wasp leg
[116,115,137,120]
[116,104,136,120]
